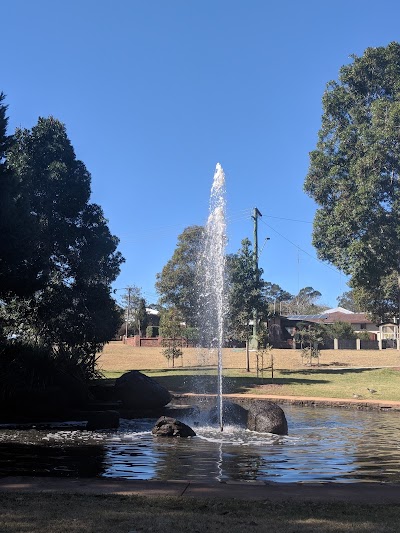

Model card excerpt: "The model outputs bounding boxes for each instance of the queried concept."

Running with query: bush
[146,326,157,338]
[0,341,91,415]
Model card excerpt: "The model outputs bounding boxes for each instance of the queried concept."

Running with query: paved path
[1,476,400,503]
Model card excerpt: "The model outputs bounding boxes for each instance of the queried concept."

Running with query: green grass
[102,367,400,401]
[1,493,400,532]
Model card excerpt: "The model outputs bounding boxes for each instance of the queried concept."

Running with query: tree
[0,94,40,300]
[324,321,356,340]
[155,225,204,326]
[120,285,143,336]
[159,307,183,367]
[352,272,399,322]
[283,287,325,315]
[304,42,400,319]
[263,282,293,314]
[336,290,362,312]
[2,116,124,369]
[226,238,266,346]
[136,298,148,337]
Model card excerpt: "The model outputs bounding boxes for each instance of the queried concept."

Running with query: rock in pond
[247,401,288,435]
[152,416,196,438]
[115,370,172,410]
[86,410,120,430]
[209,401,248,427]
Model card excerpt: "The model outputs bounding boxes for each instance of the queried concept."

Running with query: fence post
[356,338,361,350]
[334,338,338,350]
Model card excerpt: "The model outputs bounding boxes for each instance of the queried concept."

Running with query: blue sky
[3,1,400,307]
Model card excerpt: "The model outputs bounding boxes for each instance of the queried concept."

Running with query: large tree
[0,94,39,298]
[336,290,362,313]
[279,286,325,315]
[304,42,400,320]
[226,238,266,343]
[155,225,204,326]
[2,116,123,365]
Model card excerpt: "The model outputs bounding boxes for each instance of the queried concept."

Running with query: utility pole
[114,287,132,343]
[249,207,262,352]
[125,287,131,342]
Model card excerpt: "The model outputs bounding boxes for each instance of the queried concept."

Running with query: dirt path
[1,476,400,503]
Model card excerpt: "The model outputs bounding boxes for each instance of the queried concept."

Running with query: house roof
[324,306,354,314]
[310,312,373,325]
[283,311,374,325]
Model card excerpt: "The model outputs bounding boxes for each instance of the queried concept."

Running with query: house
[303,307,379,339]
[267,307,380,348]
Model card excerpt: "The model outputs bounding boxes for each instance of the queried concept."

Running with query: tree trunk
[246,339,250,372]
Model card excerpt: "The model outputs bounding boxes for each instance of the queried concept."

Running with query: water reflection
[1,406,400,483]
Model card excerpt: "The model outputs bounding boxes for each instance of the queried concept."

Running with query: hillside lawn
[98,342,400,402]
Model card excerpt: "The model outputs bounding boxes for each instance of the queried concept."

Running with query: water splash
[197,163,227,431]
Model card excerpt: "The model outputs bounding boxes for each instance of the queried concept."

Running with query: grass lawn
[1,493,400,532]
[98,342,400,402]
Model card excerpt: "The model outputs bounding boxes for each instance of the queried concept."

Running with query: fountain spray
[198,163,227,432]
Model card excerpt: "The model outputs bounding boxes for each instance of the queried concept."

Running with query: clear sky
[3,1,400,307]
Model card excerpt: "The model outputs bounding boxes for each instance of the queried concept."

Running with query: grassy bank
[1,493,400,532]
[98,342,400,402]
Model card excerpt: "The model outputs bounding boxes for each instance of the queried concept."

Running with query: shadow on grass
[145,374,329,394]
[279,367,381,377]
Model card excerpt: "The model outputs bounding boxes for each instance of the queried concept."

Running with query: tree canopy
[226,238,266,342]
[155,225,204,326]
[304,42,400,319]
[1,112,124,363]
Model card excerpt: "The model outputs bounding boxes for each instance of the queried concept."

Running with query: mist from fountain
[197,163,227,431]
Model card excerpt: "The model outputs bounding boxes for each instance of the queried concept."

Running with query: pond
[1,405,400,484]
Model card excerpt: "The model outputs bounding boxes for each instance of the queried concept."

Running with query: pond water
[1,405,400,484]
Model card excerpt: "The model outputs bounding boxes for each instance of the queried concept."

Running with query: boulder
[209,401,248,427]
[86,410,120,430]
[152,416,196,438]
[247,401,288,435]
[115,371,172,410]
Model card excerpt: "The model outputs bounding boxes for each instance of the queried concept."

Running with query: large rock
[152,416,196,438]
[209,401,248,427]
[86,410,120,430]
[115,370,172,410]
[247,401,288,435]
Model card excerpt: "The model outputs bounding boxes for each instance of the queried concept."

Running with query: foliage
[295,322,324,365]
[281,286,325,315]
[324,321,356,340]
[0,94,40,299]
[226,238,266,342]
[155,225,204,327]
[264,282,293,303]
[336,290,362,312]
[356,330,371,341]
[159,308,183,367]
[0,341,93,411]
[146,326,157,338]
[352,272,399,322]
[304,42,400,319]
[1,115,123,371]
[120,285,143,335]
[136,298,148,337]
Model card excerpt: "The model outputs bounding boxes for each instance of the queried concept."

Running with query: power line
[264,214,312,224]
[259,218,341,275]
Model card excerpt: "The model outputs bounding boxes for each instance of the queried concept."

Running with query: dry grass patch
[98,342,400,373]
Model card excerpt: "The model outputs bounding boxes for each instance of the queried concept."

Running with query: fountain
[4,164,398,484]
[196,163,227,431]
